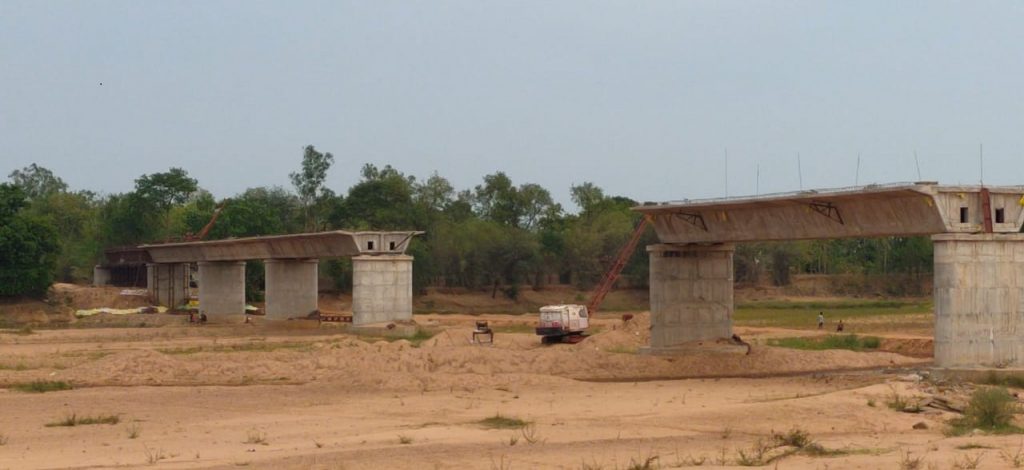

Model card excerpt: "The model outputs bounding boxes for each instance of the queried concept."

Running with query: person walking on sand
[817,312,824,330]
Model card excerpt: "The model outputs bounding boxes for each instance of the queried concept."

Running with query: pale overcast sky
[2,1,1023,209]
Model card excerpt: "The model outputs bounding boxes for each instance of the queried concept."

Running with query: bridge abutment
[933,234,1024,367]
[352,254,413,325]
[646,243,734,351]
[198,261,246,322]
[147,263,190,309]
[264,259,319,320]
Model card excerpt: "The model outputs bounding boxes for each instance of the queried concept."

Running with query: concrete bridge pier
[198,261,246,322]
[645,243,735,353]
[147,263,190,309]
[352,254,413,325]
[93,265,111,286]
[933,234,1024,367]
[264,258,319,321]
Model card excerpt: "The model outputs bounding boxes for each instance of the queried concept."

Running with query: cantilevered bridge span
[99,231,422,325]
[633,182,1024,368]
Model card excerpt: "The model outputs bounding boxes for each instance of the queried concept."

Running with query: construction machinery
[535,216,650,343]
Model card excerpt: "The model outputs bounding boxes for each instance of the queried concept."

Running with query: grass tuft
[46,413,120,427]
[479,414,528,429]
[10,380,73,393]
[127,422,141,439]
[244,429,268,445]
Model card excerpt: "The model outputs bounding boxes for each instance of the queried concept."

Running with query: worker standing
[817,312,824,330]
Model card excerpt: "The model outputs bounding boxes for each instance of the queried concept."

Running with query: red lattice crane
[586,216,650,315]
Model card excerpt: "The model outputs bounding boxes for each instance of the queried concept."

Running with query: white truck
[535,304,590,343]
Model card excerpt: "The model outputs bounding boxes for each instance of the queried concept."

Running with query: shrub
[479,414,528,429]
[965,387,1017,429]
[10,380,73,393]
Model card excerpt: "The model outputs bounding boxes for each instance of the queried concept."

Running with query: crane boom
[185,201,228,242]
[586,216,650,314]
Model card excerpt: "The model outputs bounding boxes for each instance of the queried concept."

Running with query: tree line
[2,146,936,299]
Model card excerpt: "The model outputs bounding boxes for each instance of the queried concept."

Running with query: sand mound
[50,283,153,310]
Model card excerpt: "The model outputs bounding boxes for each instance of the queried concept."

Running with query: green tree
[135,168,198,210]
[8,163,68,201]
[0,184,59,297]
[290,145,335,231]
[339,164,417,229]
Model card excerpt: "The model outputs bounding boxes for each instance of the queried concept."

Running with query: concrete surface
[933,233,1024,367]
[634,183,1024,244]
[92,265,111,286]
[147,263,190,309]
[264,258,319,321]
[198,261,246,322]
[646,243,734,351]
[140,231,422,264]
[352,255,413,326]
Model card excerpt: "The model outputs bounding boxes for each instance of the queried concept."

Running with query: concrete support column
[352,254,413,326]
[933,234,1024,367]
[93,265,111,286]
[146,263,190,309]
[264,259,319,320]
[198,261,246,323]
[646,243,734,351]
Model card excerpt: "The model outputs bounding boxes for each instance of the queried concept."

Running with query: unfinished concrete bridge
[633,182,1024,368]
[98,231,421,326]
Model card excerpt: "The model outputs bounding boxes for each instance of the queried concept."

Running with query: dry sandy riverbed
[0,312,1014,469]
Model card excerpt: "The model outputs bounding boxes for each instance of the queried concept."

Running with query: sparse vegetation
[479,414,528,429]
[245,429,268,445]
[767,334,882,352]
[158,341,314,355]
[127,422,141,439]
[898,450,925,470]
[604,345,637,354]
[625,454,658,470]
[952,452,985,469]
[886,388,923,413]
[520,423,544,445]
[735,300,931,330]
[398,434,413,444]
[10,380,73,393]
[143,444,166,465]
[407,328,438,347]
[956,443,994,450]
[46,413,120,427]
[772,427,811,448]
[980,371,1024,389]
[1001,441,1024,468]
[948,387,1023,436]
[489,454,512,470]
